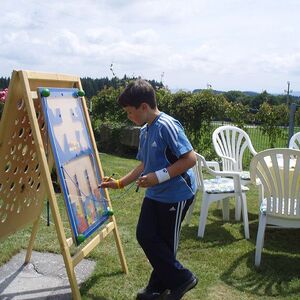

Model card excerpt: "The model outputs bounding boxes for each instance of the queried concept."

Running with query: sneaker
[136,287,168,300]
[164,275,198,300]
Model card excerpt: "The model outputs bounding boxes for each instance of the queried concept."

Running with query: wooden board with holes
[0,77,48,238]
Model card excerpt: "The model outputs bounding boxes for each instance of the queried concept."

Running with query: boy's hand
[136,172,159,188]
[99,179,117,189]
[99,176,122,189]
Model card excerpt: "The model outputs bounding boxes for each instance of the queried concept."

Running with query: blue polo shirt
[136,112,196,203]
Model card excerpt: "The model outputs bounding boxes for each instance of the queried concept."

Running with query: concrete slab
[0,250,96,299]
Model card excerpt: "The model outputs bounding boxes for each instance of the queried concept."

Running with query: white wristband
[155,168,170,183]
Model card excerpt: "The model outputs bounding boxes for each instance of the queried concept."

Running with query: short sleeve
[160,119,193,158]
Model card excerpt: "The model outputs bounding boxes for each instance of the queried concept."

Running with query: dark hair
[118,79,157,109]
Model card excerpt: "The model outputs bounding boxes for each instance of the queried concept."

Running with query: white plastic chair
[289,131,300,150]
[213,125,257,220]
[185,158,220,225]
[192,152,250,239]
[250,148,300,267]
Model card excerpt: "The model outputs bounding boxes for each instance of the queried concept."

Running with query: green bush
[89,86,294,161]
[157,89,228,159]
[255,103,289,147]
[90,86,128,125]
[90,86,138,156]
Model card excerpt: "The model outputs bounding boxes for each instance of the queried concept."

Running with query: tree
[223,90,251,105]
[0,77,10,90]
[224,102,251,129]
[255,103,289,147]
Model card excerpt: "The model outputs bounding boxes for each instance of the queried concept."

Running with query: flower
[0,88,8,103]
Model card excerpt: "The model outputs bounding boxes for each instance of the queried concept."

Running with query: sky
[0,0,300,94]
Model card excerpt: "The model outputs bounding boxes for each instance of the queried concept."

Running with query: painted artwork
[40,88,109,244]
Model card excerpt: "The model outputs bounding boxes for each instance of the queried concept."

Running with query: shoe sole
[166,277,198,300]
[181,277,198,297]
[136,289,169,300]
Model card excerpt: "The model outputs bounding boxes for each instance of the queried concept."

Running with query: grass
[1,153,300,299]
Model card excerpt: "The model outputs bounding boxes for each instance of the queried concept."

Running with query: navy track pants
[136,196,194,291]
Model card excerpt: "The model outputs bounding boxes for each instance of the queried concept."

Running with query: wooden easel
[0,70,128,299]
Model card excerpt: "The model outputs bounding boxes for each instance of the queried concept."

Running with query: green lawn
[1,153,300,299]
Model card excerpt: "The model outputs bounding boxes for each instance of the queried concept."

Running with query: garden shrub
[255,103,289,147]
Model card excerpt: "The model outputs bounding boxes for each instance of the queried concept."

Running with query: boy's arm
[99,162,144,189]
[137,150,196,188]
[120,162,144,186]
[167,150,196,177]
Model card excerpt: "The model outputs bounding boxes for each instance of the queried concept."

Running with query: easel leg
[61,249,82,300]
[47,200,50,226]
[111,216,128,274]
[25,217,41,263]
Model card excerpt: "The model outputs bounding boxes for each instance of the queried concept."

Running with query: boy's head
[118,79,157,109]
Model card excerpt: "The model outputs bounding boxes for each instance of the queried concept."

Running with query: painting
[40,88,109,244]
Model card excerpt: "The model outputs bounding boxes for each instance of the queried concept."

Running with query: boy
[100,79,198,300]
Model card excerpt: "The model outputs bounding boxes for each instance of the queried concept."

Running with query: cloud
[0,0,300,92]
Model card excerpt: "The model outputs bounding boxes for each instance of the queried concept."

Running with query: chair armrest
[203,161,243,179]
[218,154,236,164]
[248,143,257,156]
[206,160,220,171]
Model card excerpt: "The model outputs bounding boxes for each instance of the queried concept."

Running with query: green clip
[105,207,114,216]
[41,88,50,97]
[78,90,85,97]
[77,234,86,244]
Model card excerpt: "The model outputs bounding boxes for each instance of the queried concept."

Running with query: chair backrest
[250,148,300,218]
[213,125,256,172]
[289,132,300,150]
